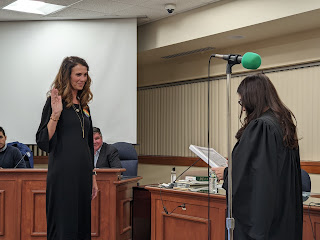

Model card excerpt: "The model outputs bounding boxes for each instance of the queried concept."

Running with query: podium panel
[0,181,17,239]
[162,213,208,239]
[21,180,47,239]
[146,187,226,240]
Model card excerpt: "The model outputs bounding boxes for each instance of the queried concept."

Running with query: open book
[189,144,228,168]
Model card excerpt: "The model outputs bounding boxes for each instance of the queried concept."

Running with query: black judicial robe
[36,97,94,240]
[223,110,302,240]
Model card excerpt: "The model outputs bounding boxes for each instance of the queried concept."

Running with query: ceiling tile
[0,0,223,24]
[0,9,42,20]
[137,0,220,12]
[71,0,133,14]
[112,0,149,5]
[42,0,81,6]
[0,0,17,8]
[47,7,107,18]
[115,5,163,18]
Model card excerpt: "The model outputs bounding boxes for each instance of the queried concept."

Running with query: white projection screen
[0,19,137,144]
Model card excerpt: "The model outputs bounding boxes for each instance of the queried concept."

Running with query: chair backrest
[301,168,311,192]
[112,142,138,176]
[7,141,34,168]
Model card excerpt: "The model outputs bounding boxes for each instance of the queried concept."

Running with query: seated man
[93,127,122,168]
[0,127,26,168]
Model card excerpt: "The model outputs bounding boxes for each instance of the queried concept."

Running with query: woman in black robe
[36,56,98,240]
[213,73,302,240]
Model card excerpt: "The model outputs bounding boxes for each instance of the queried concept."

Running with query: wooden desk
[145,186,226,240]
[145,187,320,240]
[0,169,141,240]
[303,194,320,240]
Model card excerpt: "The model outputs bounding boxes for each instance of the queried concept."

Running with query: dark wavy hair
[48,56,93,109]
[235,73,298,149]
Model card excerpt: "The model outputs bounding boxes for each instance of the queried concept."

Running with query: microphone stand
[208,54,240,240]
[14,152,29,168]
[167,158,201,188]
[225,57,239,240]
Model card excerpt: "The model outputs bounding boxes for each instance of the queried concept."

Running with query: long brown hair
[49,56,93,108]
[235,73,298,149]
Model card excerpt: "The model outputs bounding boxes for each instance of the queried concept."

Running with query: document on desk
[189,144,228,168]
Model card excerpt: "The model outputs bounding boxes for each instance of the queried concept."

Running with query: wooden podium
[145,186,226,240]
[0,169,141,240]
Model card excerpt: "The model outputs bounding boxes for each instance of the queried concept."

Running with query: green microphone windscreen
[241,52,261,69]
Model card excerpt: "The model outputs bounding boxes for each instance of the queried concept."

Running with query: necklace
[72,104,85,138]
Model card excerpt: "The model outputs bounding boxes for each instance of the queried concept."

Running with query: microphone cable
[159,186,169,214]
[160,158,201,216]
[159,186,186,215]
[207,54,215,240]
[307,202,320,240]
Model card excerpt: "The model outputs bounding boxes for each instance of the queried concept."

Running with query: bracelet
[50,116,59,121]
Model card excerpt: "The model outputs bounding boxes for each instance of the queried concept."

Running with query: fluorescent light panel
[3,0,65,15]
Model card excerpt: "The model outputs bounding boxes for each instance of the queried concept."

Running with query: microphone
[14,152,30,168]
[213,52,261,69]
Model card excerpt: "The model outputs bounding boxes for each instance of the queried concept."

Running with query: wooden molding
[33,156,48,164]
[139,156,320,174]
[300,161,320,174]
[35,155,320,174]
[138,156,208,167]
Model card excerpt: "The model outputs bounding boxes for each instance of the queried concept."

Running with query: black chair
[301,169,311,192]
[301,169,311,202]
[112,142,138,176]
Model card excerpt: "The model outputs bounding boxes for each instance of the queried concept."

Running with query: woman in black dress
[36,56,98,240]
[213,73,302,240]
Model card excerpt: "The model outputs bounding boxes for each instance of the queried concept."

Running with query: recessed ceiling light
[3,0,65,15]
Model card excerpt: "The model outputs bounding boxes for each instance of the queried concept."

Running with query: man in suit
[0,126,26,168]
[93,127,122,168]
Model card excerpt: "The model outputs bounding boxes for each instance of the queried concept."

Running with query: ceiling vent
[161,47,214,59]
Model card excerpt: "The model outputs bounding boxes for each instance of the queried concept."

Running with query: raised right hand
[51,88,62,118]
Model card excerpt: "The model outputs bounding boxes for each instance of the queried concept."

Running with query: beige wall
[138,0,320,52]
[310,174,320,193]
[137,28,320,191]
[137,164,209,186]
[138,29,320,87]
